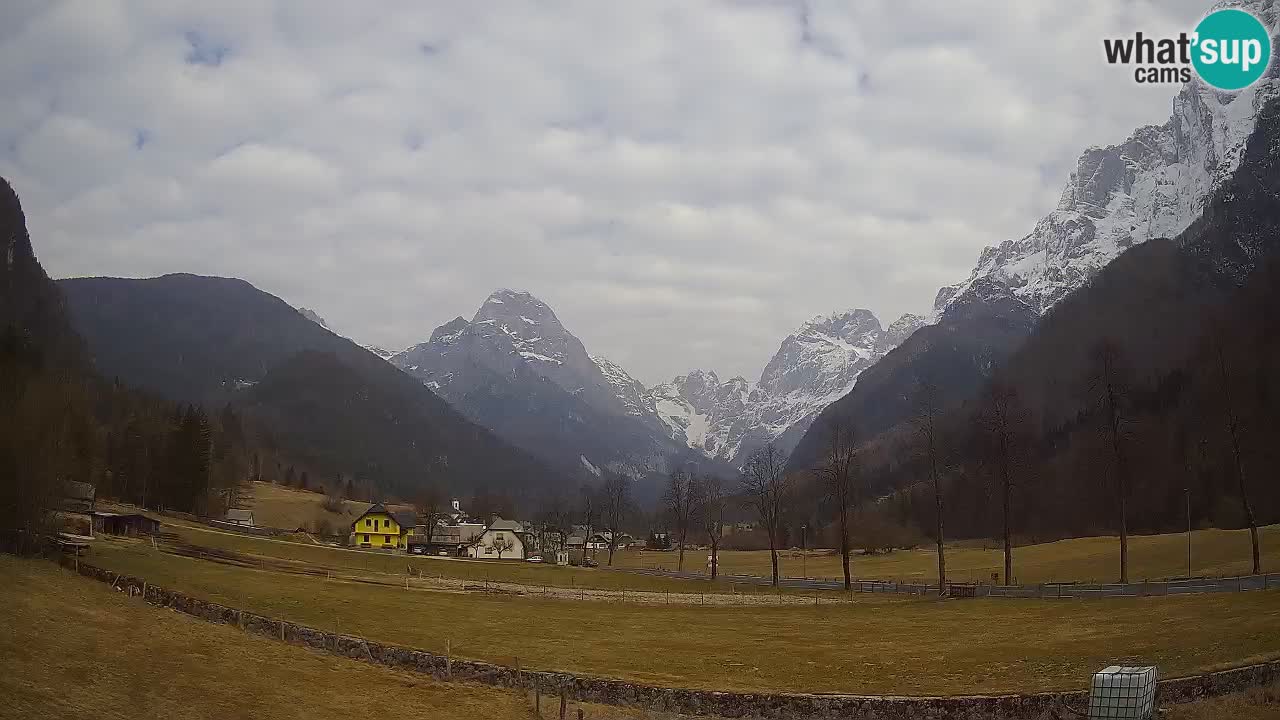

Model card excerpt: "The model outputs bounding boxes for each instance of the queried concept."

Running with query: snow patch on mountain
[580,454,602,477]
[361,344,398,361]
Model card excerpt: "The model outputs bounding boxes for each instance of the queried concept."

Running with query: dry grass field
[3,553,1277,718]
[156,483,1280,596]
[0,554,644,720]
[617,525,1280,584]
[81,536,1280,696]
[150,513,842,598]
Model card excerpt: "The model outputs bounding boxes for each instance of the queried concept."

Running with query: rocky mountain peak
[757,308,882,398]
[298,307,329,329]
[882,313,928,351]
[428,316,470,345]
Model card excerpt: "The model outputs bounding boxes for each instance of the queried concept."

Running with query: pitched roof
[225,509,253,522]
[392,510,418,528]
[351,503,388,527]
[487,518,523,532]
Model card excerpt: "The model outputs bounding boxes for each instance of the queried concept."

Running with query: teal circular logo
[1191,8,1271,91]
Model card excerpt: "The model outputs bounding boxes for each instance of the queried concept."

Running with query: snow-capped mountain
[934,0,1280,319]
[390,289,705,481]
[647,309,926,464]
[649,370,751,457]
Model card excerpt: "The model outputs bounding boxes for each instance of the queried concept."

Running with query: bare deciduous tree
[415,482,445,546]
[602,472,631,566]
[974,380,1030,585]
[1087,338,1133,583]
[664,469,694,572]
[1205,328,1262,575]
[740,445,794,587]
[490,533,513,559]
[816,415,859,590]
[579,483,598,565]
[913,377,949,595]
[693,473,726,578]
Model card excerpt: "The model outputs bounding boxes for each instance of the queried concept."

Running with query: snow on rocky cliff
[648,309,926,463]
[934,1,1280,319]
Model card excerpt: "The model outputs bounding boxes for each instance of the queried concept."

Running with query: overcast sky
[1,0,1212,385]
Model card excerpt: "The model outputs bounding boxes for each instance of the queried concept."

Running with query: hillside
[0,177,83,367]
[867,97,1280,539]
[789,282,1036,471]
[793,15,1280,475]
[57,274,568,503]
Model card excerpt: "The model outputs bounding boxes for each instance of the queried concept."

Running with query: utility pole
[801,524,807,579]
[1185,487,1192,578]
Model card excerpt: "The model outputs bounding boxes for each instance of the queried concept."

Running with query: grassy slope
[0,555,663,720]
[86,538,1280,696]
[0,555,534,720]
[234,481,413,532]
[619,525,1280,584]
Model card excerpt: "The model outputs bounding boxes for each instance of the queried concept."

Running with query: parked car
[582,558,598,568]
[526,555,544,563]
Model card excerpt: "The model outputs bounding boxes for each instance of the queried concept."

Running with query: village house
[408,524,468,556]
[467,518,529,560]
[350,503,416,550]
[224,508,254,527]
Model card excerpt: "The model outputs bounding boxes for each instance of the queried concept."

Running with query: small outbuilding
[91,512,160,537]
[224,508,255,527]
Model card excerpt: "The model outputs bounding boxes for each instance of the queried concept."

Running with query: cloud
[0,0,1214,385]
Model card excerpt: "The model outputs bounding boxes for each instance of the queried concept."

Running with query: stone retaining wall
[59,557,1278,719]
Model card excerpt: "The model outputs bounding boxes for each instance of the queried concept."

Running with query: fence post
[535,678,541,714]
[559,687,567,719]
[516,656,522,686]
[446,639,452,679]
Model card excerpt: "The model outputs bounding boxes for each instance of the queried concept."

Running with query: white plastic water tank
[1088,665,1158,719]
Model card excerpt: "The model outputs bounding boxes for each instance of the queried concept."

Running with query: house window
[363,534,369,542]
[366,519,372,528]
[383,519,389,528]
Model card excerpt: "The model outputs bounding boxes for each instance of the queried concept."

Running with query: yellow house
[350,503,416,550]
